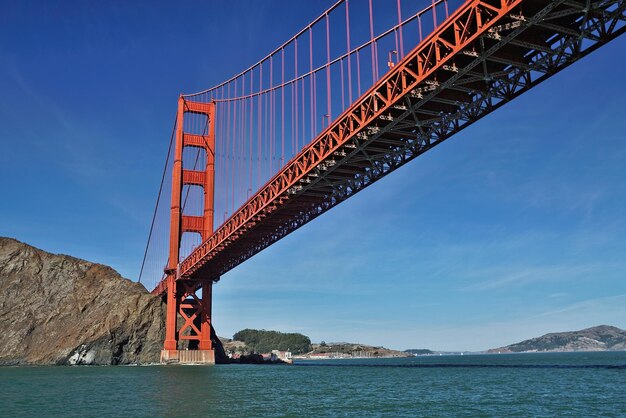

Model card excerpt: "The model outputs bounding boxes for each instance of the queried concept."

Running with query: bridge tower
[161,96,216,364]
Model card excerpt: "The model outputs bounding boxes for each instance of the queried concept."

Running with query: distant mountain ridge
[489,325,626,353]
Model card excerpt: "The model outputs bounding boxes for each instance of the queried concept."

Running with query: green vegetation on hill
[404,349,434,355]
[233,329,312,354]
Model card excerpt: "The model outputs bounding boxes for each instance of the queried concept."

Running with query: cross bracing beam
[152,0,626,296]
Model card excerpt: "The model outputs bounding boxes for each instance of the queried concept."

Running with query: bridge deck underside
[153,0,625,295]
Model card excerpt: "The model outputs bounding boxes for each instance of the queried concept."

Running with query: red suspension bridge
[137,0,626,364]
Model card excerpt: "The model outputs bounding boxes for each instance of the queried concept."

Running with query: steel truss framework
[153,0,626,295]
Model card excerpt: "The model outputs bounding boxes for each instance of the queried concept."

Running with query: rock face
[0,237,166,365]
[490,325,626,353]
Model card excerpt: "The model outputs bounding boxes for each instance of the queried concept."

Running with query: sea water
[1,352,625,416]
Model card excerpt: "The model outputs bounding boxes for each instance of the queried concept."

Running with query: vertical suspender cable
[241,76,246,205]
[232,78,237,213]
[248,71,254,194]
[257,63,262,190]
[233,79,243,208]
[293,38,300,155]
[356,50,361,97]
[220,87,226,219]
[294,38,299,154]
[138,113,177,283]
[301,65,305,147]
[313,72,317,136]
[264,72,269,181]
[268,73,272,176]
[226,84,232,215]
[340,59,345,111]
[281,48,285,165]
[397,0,404,58]
[345,0,352,105]
[325,13,331,122]
[291,78,295,157]
[368,0,378,82]
[309,27,314,141]
[418,14,423,42]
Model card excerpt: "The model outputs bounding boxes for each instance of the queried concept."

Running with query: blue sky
[1,1,625,351]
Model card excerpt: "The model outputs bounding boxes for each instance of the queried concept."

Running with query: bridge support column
[163,274,178,351]
[199,280,213,350]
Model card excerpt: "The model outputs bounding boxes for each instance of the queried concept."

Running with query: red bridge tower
[161,97,216,364]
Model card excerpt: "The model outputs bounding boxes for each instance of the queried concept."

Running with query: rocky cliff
[0,237,168,365]
[489,325,626,353]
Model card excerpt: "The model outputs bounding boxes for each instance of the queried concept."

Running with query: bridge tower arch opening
[161,96,217,365]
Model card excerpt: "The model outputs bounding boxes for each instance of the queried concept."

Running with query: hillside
[230,329,311,354]
[220,332,410,358]
[0,237,225,365]
[304,341,411,358]
[404,349,434,355]
[489,325,626,353]
[0,237,168,365]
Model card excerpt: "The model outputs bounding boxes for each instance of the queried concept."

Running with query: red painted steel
[163,97,216,354]
[151,0,626,302]
[163,0,527,291]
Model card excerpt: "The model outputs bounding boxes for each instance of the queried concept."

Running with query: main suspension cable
[138,113,177,283]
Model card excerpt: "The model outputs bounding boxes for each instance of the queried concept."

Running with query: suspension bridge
[137,0,626,364]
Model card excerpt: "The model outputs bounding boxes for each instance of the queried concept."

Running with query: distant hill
[222,329,312,355]
[489,325,626,353]
[221,333,410,358]
[306,342,410,358]
[404,349,434,355]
